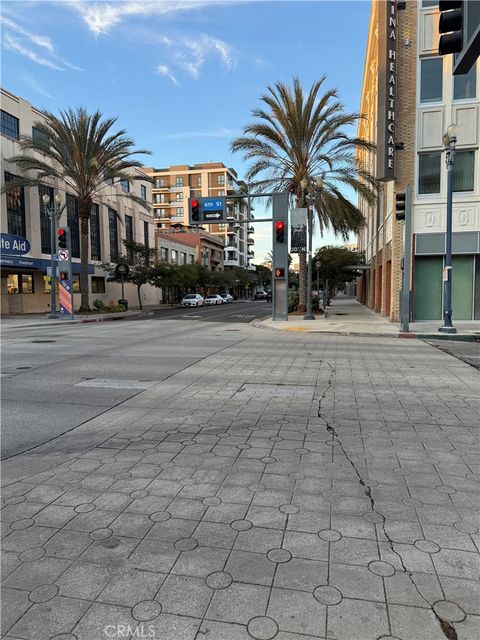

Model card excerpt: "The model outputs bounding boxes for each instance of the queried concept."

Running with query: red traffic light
[274,267,285,278]
[275,220,286,243]
[275,221,284,231]
[191,200,198,207]
[59,271,68,280]
[58,229,65,236]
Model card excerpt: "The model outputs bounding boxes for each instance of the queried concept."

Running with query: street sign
[204,211,223,220]
[291,208,307,253]
[115,262,130,277]
[59,278,73,316]
[203,198,224,211]
[58,249,69,261]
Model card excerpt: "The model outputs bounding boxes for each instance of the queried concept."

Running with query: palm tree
[5,107,151,311]
[231,77,377,312]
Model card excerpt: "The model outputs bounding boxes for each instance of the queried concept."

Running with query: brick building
[357,0,480,322]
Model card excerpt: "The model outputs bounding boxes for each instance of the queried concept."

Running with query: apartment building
[357,0,480,321]
[143,162,255,271]
[1,88,158,314]
[157,229,224,270]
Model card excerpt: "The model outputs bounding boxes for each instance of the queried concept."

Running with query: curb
[2,310,154,330]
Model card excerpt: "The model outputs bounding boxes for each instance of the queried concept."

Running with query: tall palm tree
[5,107,151,311]
[231,77,377,312]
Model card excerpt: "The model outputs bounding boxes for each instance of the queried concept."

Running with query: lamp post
[315,260,321,295]
[439,123,458,334]
[42,192,63,319]
[300,176,323,320]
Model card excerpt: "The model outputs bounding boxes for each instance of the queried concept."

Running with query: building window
[32,126,48,147]
[105,176,114,186]
[67,194,80,258]
[120,179,129,193]
[189,255,195,265]
[154,179,162,188]
[418,152,441,194]
[160,247,168,262]
[180,252,187,265]
[171,249,178,264]
[144,221,149,249]
[7,273,33,294]
[1,110,19,139]
[90,203,101,261]
[453,150,475,192]
[38,184,54,254]
[141,184,147,200]
[125,214,134,263]
[197,176,201,186]
[91,276,106,294]
[422,0,438,6]
[175,177,184,187]
[4,172,26,238]
[108,208,119,261]
[176,207,183,216]
[176,192,183,201]
[217,190,225,196]
[217,175,225,185]
[454,63,476,100]
[420,58,443,103]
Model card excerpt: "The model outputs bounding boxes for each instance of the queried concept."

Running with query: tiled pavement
[1,333,479,640]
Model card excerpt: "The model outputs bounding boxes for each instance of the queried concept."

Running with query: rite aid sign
[0,233,31,256]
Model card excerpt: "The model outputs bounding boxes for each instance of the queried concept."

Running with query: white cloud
[70,1,229,36]
[156,64,179,86]
[2,33,64,70]
[158,127,240,140]
[1,13,81,72]
[22,74,54,100]
[160,33,234,79]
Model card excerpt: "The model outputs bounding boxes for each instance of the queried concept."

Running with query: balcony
[247,236,254,245]
[247,226,254,234]
[247,251,255,259]
[224,258,240,267]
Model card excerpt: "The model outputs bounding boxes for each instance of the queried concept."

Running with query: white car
[220,293,234,304]
[204,294,224,306]
[181,294,204,307]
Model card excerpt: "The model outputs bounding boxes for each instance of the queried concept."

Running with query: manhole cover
[31,340,56,343]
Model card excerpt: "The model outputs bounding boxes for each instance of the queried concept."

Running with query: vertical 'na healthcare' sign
[376,0,397,181]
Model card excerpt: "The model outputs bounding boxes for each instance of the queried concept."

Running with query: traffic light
[274,267,285,278]
[57,228,67,249]
[190,198,200,223]
[395,192,406,222]
[275,220,285,243]
[59,271,68,280]
[439,0,463,55]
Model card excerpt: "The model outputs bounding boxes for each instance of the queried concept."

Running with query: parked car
[204,294,224,306]
[181,294,204,307]
[254,291,267,300]
[220,293,234,304]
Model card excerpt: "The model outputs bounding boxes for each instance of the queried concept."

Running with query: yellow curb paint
[285,327,307,332]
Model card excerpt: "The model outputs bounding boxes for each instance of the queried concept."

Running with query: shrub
[92,298,105,312]
[288,292,299,312]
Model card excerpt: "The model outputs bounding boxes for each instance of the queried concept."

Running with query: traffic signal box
[275,220,286,243]
[439,0,463,55]
[274,267,286,278]
[395,192,406,222]
[57,228,68,250]
[190,199,200,224]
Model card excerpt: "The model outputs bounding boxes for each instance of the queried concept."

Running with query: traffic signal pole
[49,204,59,319]
[400,186,412,333]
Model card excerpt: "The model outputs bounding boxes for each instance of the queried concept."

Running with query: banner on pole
[290,208,307,253]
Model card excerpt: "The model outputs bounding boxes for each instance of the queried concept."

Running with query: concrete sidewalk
[1,324,479,640]
[259,296,480,340]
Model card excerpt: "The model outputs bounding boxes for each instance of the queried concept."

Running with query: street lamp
[439,123,458,334]
[42,191,63,319]
[300,175,323,320]
[315,260,321,296]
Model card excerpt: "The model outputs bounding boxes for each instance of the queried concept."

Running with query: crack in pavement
[315,361,458,640]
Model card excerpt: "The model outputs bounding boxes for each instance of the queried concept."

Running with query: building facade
[357,0,480,322]
[1,88,159,314]
[143,163,255,271]
[157,229,224,271]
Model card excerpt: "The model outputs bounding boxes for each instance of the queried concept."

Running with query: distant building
[156,228,224,271]
[1,87,158,313]
[143,162,255,271]
[357,1,480,321]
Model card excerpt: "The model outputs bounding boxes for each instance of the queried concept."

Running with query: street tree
[314,245,364,304]
[104,240,156,310]
[4,107,150,311]
[231,77,377,312]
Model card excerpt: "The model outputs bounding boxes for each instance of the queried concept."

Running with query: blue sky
[1,0,371,262]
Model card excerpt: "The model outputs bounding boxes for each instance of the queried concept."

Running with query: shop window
[418,152,441,194]
[454,63,476,100]
[7,273,34,294]
[72,275,81,293]
[1,110,19,139]
[4,172,26,238]
[453,151,475,192]
[91,276,105,293]
[420,58,443,103]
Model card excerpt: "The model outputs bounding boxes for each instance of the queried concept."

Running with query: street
[2,310,479,640]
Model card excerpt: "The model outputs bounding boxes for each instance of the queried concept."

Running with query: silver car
[204,294,224,306]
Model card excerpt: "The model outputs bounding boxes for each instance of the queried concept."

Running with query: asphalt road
[425,339,480,370]
[0,301,270,460]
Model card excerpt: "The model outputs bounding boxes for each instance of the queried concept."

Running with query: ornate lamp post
[300,176,324,320]
[439,123,458,334]
[42,191,63,319]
